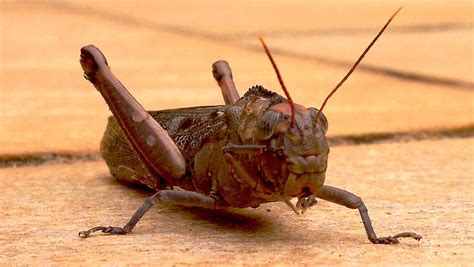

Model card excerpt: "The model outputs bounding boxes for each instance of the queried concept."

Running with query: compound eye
[256,111,280,140]
[309,107,328,133]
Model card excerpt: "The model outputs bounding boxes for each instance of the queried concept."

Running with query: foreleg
[315,185,421,244]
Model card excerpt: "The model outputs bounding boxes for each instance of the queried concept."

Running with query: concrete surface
[0,138,473,265]
[0,0,473,265]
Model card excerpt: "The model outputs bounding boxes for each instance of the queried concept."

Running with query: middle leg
[212,60,239,104]
[79,190,217,238]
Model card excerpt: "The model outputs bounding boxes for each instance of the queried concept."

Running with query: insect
[78,7,421,244]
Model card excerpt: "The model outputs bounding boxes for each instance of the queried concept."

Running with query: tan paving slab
[0,138,472,265]
[55,0,474,83]
[1,2,473,156]
[258,29,473,85]
[61,0,473,35]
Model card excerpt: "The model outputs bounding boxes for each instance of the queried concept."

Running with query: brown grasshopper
[78,7,421,244]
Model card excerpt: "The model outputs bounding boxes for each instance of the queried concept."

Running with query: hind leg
[80,45,186,184]
[212,60,239,104]
[100,116,164,189]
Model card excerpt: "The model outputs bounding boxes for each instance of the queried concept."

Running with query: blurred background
[1,0,472,156]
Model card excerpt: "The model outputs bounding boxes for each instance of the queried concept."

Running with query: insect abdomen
[100,116,160,187]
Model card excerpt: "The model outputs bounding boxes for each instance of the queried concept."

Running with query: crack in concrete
[224,22,474,39]
[0,153,101,168]
[238,43,473,90]
[1,124,472,168]
[328,124,474,146]
[21,0,474,90]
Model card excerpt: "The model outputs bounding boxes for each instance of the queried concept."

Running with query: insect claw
[296,195,318,214]
[392,232,423,241]
[78,231,90,238]
[78,226,128,238]
[284,198,300,215]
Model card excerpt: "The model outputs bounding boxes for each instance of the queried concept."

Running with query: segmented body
[101,86,288,208]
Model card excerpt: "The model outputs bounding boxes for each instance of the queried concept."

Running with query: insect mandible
[78,7,421,244]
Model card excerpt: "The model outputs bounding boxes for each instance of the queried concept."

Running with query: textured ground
[0,138,472,265]
[0,0,473,265]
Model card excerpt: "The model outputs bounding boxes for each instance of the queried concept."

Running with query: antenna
[259,36,296,127]
[315,7,403,124]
